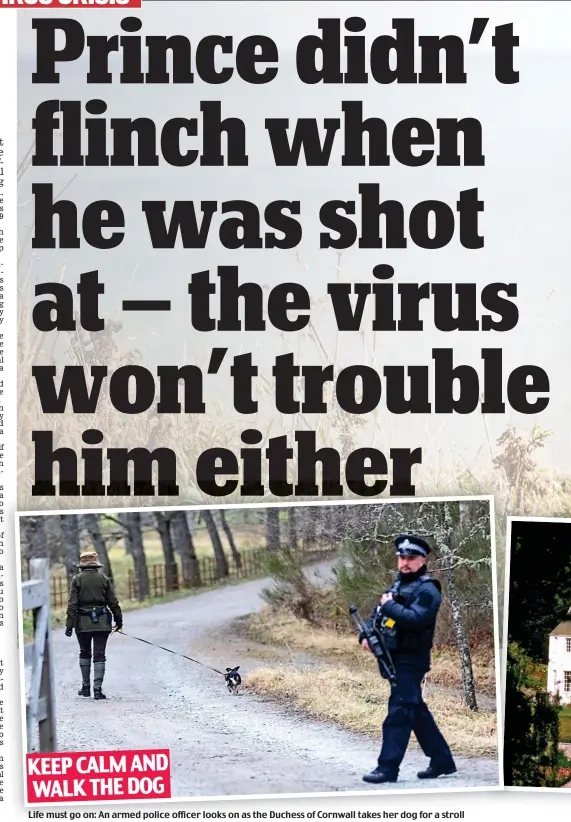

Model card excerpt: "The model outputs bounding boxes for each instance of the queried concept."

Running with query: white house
[547,621,571,703]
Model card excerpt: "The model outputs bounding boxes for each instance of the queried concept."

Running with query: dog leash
[115,630,226,677]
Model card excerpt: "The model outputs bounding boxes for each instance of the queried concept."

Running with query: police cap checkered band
[395,535,431,557]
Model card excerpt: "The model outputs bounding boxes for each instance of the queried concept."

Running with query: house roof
[550,622,571,636]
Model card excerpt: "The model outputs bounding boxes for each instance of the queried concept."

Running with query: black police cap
[395,535,432,558]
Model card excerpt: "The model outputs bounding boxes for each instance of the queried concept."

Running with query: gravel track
[46,562,501,797]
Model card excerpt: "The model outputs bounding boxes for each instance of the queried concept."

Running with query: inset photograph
[504,517,571,788]
[18,498,501,800]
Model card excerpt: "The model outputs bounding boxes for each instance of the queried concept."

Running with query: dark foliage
[504,643,560,787]
[508,521,571,661]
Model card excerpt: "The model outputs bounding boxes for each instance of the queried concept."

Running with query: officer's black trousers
[377,666,455,775]
[77,631,110,663]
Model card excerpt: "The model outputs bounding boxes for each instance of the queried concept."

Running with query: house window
[565,672,571,693]
[567,638,571,653]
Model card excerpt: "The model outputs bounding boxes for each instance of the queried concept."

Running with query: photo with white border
[17,496,502,805]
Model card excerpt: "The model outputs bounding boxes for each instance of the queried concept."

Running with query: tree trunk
[124,512,150,601]
[440,502,478,711]
[202,510,229,578]
[443,556,478,710]
[154,512,179,591]
[82,513,114,583]
[266,509,280,552]
[21,515,47,560]
[333,505,346,544]
[302,508,317,550]
[59,514,81,584]
[288,508,298,550]
[169,511,201,587]
[218,510,242,569]
[119,513,134,556]
[326,506,337,542]
[316,507,329,544]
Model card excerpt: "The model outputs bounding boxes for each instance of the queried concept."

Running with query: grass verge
[244,609,497,696]
[246,664,497,758]
[243,608,497,759]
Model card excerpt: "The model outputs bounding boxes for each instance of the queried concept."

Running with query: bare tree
[217,510,242,570]
[202,510,229,578]
[386,501,482,711]
[336,500,489,711]
[154,512,179,591]
[325,506,338,544]
[82,514,114,583]
[59,514,81,583]
[316,507,331,544]
[436,503,480,711]
[123,512,150,601]
[301,507,317,550]
[117,513,134,556]
[288,508,298,550]
[21,515,47,562]
[332,505,347,544]
[169,511,201,587]
[266,508,280,552]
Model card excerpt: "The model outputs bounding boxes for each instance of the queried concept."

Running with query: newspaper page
[1,0,570,819]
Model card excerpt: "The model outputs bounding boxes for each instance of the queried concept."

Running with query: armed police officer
[359,535,456,784]
[65,551,123,700]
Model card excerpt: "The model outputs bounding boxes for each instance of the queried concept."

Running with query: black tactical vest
[381,573,441,658]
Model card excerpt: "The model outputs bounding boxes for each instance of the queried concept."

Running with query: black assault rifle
[350,605,398,685]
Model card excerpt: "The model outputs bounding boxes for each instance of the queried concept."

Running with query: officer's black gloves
[65,627,73,637]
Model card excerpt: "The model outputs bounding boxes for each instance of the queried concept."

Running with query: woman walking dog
[65,551,123,700]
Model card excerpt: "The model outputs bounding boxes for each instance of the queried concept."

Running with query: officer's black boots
[78,659,91,697]
[93,661,107,699]
[362,768,398,784]
[362,764,456,783]
[417,764,457,779]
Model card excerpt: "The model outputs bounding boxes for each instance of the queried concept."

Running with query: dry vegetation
[244,608,497,758]
[245,609,497,696]
[247,667,497,757]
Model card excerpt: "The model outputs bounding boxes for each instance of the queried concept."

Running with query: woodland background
[20,500,498,756]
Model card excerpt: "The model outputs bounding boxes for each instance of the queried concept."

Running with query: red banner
[26,749,171,803]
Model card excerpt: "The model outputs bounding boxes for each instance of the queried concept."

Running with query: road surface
[41,562,500,797]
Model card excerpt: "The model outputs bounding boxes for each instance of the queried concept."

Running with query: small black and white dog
[225,666,241,695]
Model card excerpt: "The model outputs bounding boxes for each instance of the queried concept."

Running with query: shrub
[504,642,560,786]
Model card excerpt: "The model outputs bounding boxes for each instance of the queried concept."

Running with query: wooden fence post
[23,558,57,752]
